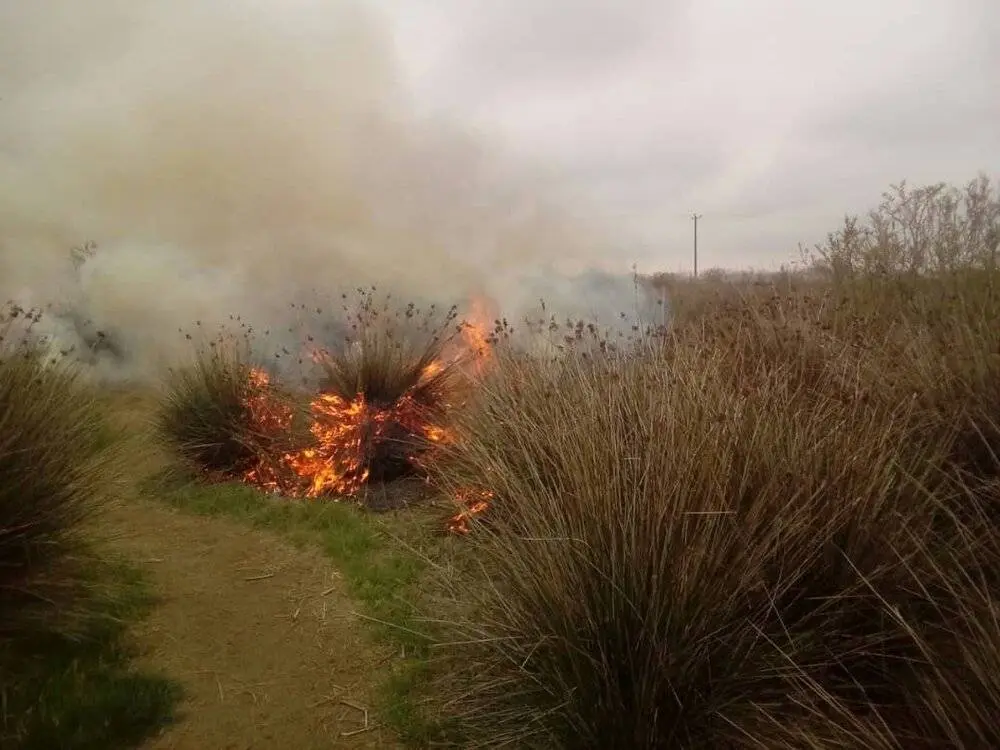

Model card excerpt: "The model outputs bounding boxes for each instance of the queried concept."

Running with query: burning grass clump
[157,334,298,483]
[0,303,118,637]
[157,290,490,500]
[427,308,1000,748]
[305,289,469,491]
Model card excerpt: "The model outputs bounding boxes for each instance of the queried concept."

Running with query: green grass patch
[0,557,181,750]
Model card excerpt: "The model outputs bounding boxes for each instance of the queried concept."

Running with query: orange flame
[447,488,494,534]
[232,298,500,533]
[283,392,370,497]
[239,361,454,499]
[242,367,295,492]
[459,296,495,377]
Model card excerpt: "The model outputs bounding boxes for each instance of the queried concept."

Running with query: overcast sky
[2,0,997,281]
[374,0,999,272]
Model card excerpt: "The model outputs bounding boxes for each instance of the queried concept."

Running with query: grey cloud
[803,46,998,154]
[379,0,998,270]
[381,0,688,114]
[541,139,731,199]
[447,1,679,90]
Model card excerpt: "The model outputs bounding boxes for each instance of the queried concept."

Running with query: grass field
[5,175,1000,748]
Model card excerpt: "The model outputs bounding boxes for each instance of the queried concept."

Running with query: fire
[282,386,451,498]
[246,368,292,431]
[421,359,445,380]
[230,296,500,533]
[459,296,495,377]
[283,392,370,497]
[239,361,454,499]
[241,368,295,491]
[424,424,449,443]
[447,488,494,535]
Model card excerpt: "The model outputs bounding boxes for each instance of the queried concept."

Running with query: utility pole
[691,213,702,278]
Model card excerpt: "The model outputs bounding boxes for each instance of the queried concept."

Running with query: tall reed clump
[766,484,1000,750]
[430,332,961,748]
[0,303,118,637]
[425,175,1000,748]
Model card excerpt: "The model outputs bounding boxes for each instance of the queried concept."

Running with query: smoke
[0,0,652,379]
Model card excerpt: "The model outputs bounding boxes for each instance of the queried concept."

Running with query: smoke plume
[0,0,655,379]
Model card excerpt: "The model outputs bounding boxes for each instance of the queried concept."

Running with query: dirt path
[105,499,400,750]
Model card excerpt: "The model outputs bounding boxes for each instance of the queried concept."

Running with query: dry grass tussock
[0,302,120,637]
[423,176,1000,748]
[316,288,467,409]
[156,333,300,478]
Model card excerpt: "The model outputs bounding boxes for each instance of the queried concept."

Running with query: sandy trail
[105,498,399,750]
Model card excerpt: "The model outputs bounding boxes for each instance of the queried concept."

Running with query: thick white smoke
[0,0,657,379]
